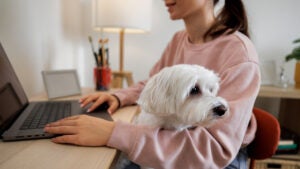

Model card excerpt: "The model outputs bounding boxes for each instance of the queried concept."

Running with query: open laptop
[0,43,112,141]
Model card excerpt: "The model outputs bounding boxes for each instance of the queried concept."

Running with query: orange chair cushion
[247,107,281,159]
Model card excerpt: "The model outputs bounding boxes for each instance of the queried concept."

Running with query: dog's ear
[137,68,179,116]
[205,70,220,96]
[211,78,220,96]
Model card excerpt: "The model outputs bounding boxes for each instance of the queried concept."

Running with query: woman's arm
[107,62,260,169]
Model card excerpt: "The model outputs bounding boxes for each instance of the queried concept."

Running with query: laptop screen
[0,43,29,134]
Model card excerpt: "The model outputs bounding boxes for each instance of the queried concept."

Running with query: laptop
[0,43,113,141]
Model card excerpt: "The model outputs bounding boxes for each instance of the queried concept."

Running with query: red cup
[94,67,112,91]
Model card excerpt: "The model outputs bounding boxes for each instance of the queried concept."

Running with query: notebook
[0,43,112,141]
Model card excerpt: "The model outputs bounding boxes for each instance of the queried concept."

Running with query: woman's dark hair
[205,0,249,40]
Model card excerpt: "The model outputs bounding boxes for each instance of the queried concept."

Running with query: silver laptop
[0,43,112,141]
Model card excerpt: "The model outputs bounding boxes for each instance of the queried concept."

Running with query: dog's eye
[190,85,201,95]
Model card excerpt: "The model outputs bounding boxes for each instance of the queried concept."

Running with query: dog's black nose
[213,104,227,117]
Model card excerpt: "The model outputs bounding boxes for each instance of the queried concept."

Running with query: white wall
[245,0,300,83]
[0,0,86,96]
[0,0,300,97]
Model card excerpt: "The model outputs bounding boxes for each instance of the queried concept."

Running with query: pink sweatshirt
[108,30,260,169]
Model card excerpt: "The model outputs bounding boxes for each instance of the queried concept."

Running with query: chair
[247,107,281,169]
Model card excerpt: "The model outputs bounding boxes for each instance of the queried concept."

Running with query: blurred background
[0,0,300,97]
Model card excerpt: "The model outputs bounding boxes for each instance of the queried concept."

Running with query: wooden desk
[0,88,139,169]
[257,85,300,136]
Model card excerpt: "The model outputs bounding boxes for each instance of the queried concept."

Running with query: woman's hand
[44,115,115,146]
[79,92,120,114]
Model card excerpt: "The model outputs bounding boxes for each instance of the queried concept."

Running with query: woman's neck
[183,7,215,44]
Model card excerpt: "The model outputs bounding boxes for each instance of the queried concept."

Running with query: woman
[44,0,260,168]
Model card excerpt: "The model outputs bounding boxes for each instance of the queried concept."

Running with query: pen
[106,48,109,66]
[88,36,99,66]
[98,47,103,67]
[99,38,109,67]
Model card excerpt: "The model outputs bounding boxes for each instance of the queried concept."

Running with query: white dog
[116,64,229,169]
[136,64,228,130]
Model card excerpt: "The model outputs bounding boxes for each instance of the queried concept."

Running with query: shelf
[259,85,300,99]
[256,159,300,169]
[272,154,300,161]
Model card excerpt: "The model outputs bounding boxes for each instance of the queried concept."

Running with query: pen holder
[94,67,112,91]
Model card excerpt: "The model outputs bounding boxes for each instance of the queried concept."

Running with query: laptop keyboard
[20,102,71,130]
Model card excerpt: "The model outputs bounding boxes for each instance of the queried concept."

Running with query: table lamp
[92,0,152,88]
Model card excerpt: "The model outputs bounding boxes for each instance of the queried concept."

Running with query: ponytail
[205,0,249,40]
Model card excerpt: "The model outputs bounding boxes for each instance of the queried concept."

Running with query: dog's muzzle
[213,104,227,117]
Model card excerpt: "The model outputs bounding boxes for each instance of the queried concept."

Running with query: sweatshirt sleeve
[108,61,261,168]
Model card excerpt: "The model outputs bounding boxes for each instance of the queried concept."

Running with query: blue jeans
[224,148,248,169]
[123,148,248,169]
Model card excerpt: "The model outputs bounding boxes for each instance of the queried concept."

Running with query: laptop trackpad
[82,102,113,121]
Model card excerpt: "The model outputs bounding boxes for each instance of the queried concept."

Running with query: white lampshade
[92,0,152,88]
[93,0,152,33]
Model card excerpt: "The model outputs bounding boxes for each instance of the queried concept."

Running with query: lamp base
[112,71,134,88]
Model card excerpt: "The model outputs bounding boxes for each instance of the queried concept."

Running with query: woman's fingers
[44,115,115,146]
[87,95,108,112]
[79,93,105,108]
[107,101,119,114]
[44,126,77,135]
[51,135,80,145]
[78,93,120,114]
[44,115,80,134]
[46,115,79,126]
[79,93,99,105]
